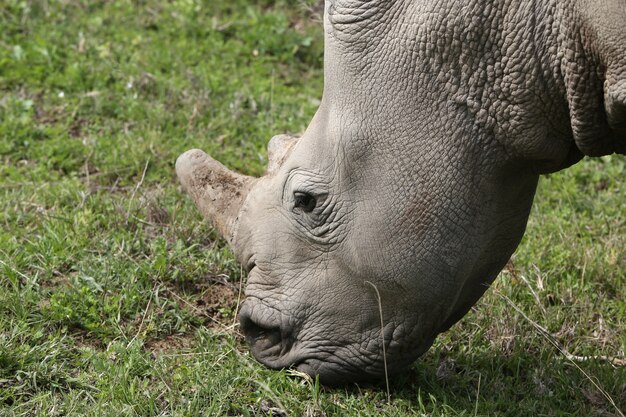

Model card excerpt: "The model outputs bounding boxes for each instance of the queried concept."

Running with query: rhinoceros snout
[240,312,283,357]
[239,303,297,369]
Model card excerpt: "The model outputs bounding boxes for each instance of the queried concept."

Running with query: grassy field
[0,1,624,416]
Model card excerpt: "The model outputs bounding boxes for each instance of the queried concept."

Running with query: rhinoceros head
[177,0,625,384]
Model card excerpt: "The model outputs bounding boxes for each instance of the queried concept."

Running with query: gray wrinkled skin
[177,0,625,384]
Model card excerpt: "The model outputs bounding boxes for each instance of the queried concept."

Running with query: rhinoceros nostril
[245,259,256,274]
[240,312,283,353]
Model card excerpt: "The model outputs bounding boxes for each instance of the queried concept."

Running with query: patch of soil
[73,328,106,350]
[166,275,243,332]
[144,194,170,225]
[196,282,239,312]
[38,271,74,289]
[69,117,88,138]
[146,279,243,355]
[144,334,194,354]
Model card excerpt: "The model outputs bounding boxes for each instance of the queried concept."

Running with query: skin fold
[176,0,625,384]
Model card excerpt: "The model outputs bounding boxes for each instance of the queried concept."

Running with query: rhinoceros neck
[550,0,626,159]
[324,0,624,172]
[420,0,579,172]
[428,0,625,168]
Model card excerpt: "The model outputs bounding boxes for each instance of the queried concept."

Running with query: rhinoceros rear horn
[176,149,255,242]
[266,134,299,175]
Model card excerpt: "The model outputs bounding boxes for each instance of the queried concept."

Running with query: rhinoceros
[176,0,625,384]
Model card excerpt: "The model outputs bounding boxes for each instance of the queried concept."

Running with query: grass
[0,0,624,415]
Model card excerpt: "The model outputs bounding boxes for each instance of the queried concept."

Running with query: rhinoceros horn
[176,149,256,242]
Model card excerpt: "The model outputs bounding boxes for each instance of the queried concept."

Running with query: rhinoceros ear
[176,149,256,242]
[563,1,626,156]
[266,134,299,175]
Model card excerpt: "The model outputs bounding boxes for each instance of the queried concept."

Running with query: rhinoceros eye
[293,191,317,213]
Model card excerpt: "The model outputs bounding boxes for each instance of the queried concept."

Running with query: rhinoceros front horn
[176,149,256,242]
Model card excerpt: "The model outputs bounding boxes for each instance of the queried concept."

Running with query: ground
[0,1,624,416]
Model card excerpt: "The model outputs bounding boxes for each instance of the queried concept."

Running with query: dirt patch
[196,281,239,314]
[73,328,107,350]
[69,117,88,138]
[190,278,242,330]
[144,334,194,354]
[166,275,243,332]
[144,193,171,225]
[145,278,243,354]
[39,271,74,289]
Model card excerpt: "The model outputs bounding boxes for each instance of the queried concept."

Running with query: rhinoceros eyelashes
[293,191,317,213]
